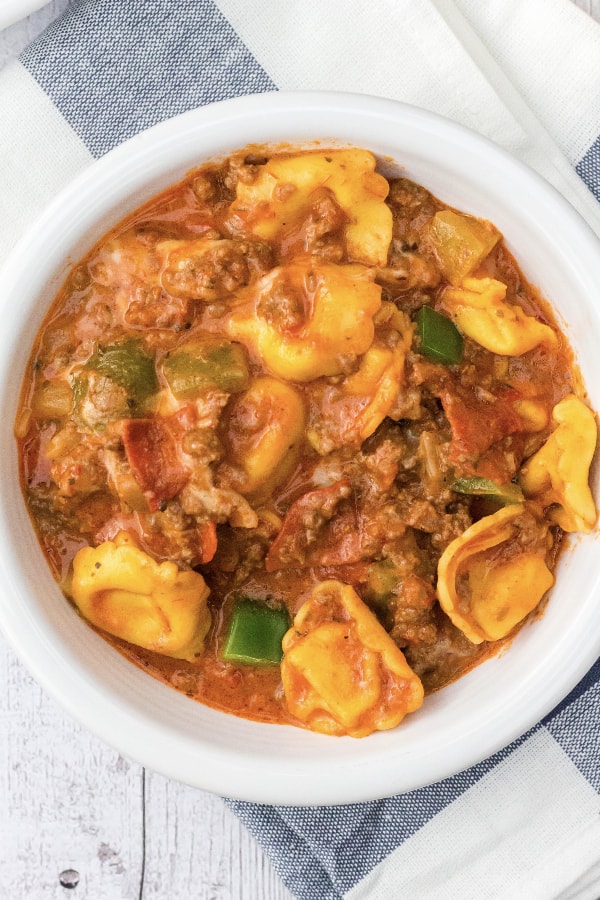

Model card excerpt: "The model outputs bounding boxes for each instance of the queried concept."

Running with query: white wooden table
[1,2,598,898]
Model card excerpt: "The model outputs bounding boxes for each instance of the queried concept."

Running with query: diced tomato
[440,383,522,466]
[265,479,352,571]
[312,508,362,567]
[198,519,218,564]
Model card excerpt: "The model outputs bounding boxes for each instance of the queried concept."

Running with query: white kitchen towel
[0,2,599,898]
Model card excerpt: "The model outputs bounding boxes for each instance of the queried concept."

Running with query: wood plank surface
[0,636,145,899]
[0,2,598,899]
[141,774,291,900]
[0,628,294,898]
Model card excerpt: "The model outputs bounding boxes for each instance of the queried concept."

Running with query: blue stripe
[20,0,276,158]
[576,133,600,203]
[544,656,600,792]
[226,729,536,899]
[228,655,600,899]
[235,655,600,900]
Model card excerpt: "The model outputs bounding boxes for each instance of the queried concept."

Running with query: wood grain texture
[0,2,598,899]
[142,774,292,899]
[0,633,144,900]
[0,631,294,900]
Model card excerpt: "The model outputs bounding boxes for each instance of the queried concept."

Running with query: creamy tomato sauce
[16,147,596,737]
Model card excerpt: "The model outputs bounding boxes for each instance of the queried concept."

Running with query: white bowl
[0,92,599,805]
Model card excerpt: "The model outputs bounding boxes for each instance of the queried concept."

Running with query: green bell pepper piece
[85,339,158,405]
[415,306,463,365]
[365,558,399,605]
[163,340,250,399]
[222,599,290,666]
[452,476,524,505]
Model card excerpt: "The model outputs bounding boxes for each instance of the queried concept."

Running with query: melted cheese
[443,277,557,355]
[228,261,381,382]
[230,149,392,266]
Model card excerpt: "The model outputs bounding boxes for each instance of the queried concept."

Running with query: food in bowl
[15,145,597,739]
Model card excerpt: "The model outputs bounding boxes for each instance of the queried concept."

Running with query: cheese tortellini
[342,308,413,441]
[228,261,382,382]
[70,532,211,661]
[221,376,306,495]
[281,580,424,737]
[437,505,555,644]
[519,394,597,532]
[443,277,557,355]
[307,339,411,454]
[341,342,407,442]
[231,149,393,266]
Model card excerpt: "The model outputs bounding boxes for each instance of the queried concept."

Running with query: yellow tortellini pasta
[281,580,424,737]
[513,399,550,432]
[70,532,211,661]
[437,505,555,644]
[443,277,557,355]
[230,149,393,266]
[306,305,413,453]
[222,376,306,495]
[339,337,410,442]
[228,261,382,382]
[519,394,597,532]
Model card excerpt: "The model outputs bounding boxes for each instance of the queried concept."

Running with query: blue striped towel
[1,2,599,898]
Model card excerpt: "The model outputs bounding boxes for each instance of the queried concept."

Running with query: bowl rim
[1,90,600,805]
